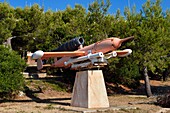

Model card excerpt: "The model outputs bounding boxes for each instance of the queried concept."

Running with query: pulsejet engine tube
[51,37,84,52]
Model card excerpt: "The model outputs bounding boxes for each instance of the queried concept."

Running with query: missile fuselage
[52,36,134,67]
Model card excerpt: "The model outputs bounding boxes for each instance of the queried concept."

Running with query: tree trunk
[163,67,170,81]
[143,66,153,97]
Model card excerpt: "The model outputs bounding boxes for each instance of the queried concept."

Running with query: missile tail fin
[37,58,43,70]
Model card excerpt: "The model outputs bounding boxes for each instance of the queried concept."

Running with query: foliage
[0,2,16,43]
[0,45,26,99]
[0,0,170,89]
[133,0,170,75]
[86,0,112,44]
[103,57,141,88]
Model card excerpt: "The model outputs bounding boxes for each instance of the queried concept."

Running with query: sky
[0,0,170,15]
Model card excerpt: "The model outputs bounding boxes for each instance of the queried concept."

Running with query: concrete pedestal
[71,70,109,108]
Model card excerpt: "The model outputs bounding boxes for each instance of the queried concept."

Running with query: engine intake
[51,37,84,52]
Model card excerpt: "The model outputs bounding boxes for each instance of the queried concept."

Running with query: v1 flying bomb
[31,36,134,70]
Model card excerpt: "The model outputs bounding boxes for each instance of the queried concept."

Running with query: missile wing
[31,50,85,70]
[31,50,85,60]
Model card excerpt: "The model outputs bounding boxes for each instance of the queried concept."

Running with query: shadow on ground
[0,86,71,106]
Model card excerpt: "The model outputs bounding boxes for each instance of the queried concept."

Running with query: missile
[64,52,104,66]
[105,51,117,59]
[71,58,107,70]
[71,62,92,70]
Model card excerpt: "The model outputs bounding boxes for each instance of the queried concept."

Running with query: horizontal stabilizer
[37,58,43,70]
[116,49,132,57]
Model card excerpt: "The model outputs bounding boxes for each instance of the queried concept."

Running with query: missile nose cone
[31,50,44,59]
[111,36,134,49]
[111,38,122,49]
[120,36,134,43]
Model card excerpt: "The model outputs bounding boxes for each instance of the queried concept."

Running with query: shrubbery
[157,94,170,107]
[0,45,26,99]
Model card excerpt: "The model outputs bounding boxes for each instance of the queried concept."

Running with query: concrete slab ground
[54,105,137,113]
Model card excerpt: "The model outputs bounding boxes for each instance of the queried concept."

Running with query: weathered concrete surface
[71,70,109,108]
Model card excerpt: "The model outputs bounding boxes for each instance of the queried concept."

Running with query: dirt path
[0,80,170,113]
[0,94,165,113]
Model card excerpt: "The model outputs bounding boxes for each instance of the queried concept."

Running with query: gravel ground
[0,80,170,113]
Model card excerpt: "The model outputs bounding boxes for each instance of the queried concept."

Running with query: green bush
[0,45,26,99]
[103,57,141,89]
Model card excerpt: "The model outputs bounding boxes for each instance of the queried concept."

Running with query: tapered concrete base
[71,70,109,108]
